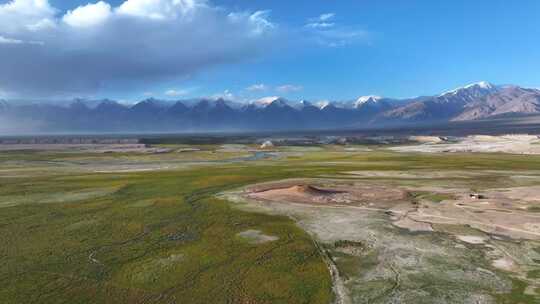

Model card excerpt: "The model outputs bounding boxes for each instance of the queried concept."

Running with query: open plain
[1,135,540,303]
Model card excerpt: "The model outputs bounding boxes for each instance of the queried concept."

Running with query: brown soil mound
[290,185,342,195]
[247,180,410,208]
[249,184,346,206]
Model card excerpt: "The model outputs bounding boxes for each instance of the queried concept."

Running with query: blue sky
[1,0,540,102]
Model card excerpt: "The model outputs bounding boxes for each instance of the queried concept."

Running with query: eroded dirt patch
[391,134,540,154]
[247,180,409,208]
[224,177,540,303]
[237,229,279,244]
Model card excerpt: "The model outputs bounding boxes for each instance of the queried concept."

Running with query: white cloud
[305,13,369,47]
[276,84,303,93]
[248,10,274,35]
[306,12,335,29]
[165,88,190,96]
[229,10,274,36]
[26,18,56,31]
[319,13,335,21]
[0,0,277,97]
[305,22,334,29]
[0,36,24,44]
[246,83,268,91]
[0,35,43,45]
[0,0,57,34]
[63,2,112,28]
[116,0,200,20]
[308,13,335,23]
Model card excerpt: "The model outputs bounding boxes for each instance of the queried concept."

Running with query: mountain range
[1,82,540,133]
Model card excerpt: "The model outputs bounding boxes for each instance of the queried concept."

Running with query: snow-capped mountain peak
[469,81,493,89]
[254,96,279,105]
[440,81,496,97]
[354,95,383,107]
[253,96,289,108]
[316,100,331,109]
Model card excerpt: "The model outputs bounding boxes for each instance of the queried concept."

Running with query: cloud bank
[0,0,276,97]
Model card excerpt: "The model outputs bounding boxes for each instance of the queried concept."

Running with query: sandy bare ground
[408,136,444,143]
[222,187,518,303]
[245,178,540,240]
[237,229,279,244]
[492,257,516,272]
[456,235,488,244]
[223,175,540,302]
[391,134,540,154]
[392,217,433,232]
[492,185,540,202]
[247,181,408,209]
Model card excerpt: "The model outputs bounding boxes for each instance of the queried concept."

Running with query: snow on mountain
[354,95,383,108]
[439,81,497,97]
[255,96,280,106]
[4,81,540,132]
[253,96,290,108]
[315,100,331,109]
[453,86,540,121]
[382,83,540,123]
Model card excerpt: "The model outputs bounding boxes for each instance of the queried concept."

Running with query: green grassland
[0,167,332,304]
[1,145,540,303]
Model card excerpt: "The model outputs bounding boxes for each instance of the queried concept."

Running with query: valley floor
[1,140,540,303]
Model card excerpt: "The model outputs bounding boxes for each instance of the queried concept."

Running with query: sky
[1,0,540,103]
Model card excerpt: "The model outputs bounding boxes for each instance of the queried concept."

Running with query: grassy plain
[1,144,540,303]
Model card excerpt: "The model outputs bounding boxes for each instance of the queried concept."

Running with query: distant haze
[2,82,540,134]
